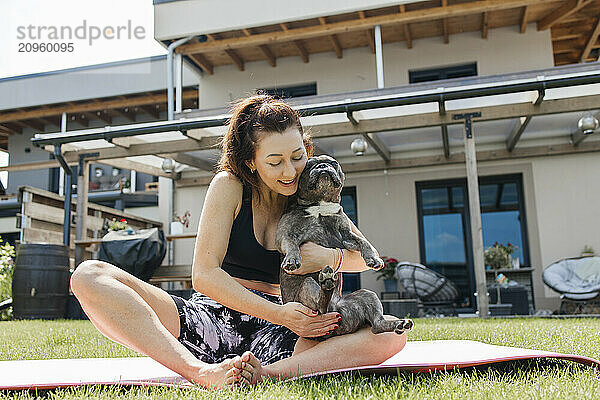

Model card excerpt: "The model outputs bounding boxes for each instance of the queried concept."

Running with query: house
[0,55,201,246]
[6,0,600,313]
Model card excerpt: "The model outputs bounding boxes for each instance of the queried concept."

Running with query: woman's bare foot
[230,351,266,385]
[189,356,252,388]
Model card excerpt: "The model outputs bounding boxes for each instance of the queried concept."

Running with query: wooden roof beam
[112,108,136,123]
[0,90,196,123]
[358,11,376,54]
[225,49,245,71]
[330,34,343,58]
[178,0,561,55]
[400,5,413,49]
[554,39,586,54]
[88,111,112,125]
[280,24,309,63]
[98,158,171,178]
[18,119,45,131]
[520,6,529,33]
[482,11,490,39]
[0,125,20,136]
[37,116,60,128]
[506,116,532,151]
[580,17,600,62]
[442,0,449,44]
[62,136,222,163]
[318,17,343,58]
[362,132,391,163]
[1,123,22,135]
[168,152,215,171]
[259,45,277,67]
[140,105,160,120]
[189,53,214,75]
[538,0,594,31]
[293,40,309,63]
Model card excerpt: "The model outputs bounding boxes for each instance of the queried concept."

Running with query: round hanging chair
[395,262,459,303]
[542,256,600,300]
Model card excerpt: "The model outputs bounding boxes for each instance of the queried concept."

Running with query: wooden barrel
[12,243,70,319]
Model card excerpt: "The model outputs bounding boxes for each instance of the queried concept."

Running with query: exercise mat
[1,340,599,390]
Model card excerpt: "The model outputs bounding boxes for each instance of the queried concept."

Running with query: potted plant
[376,256,399,292]
[581,245,596,257]
[171,210,191,235]
[107,218,129,232]
[484,242,516,270]
[484,242,517,308]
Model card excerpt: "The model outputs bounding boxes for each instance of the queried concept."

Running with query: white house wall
[196,25,553,109]
[531,153,600,302]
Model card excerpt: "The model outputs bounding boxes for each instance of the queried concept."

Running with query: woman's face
[250,126,308,196]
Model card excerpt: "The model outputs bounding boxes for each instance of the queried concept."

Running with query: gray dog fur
[276,155,413,340]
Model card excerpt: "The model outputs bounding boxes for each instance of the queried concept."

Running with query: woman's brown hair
[217,94,313,198]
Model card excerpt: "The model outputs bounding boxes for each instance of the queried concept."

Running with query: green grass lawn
[2,318,600,399]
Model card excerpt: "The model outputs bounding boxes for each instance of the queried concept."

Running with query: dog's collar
[304,201,342,218]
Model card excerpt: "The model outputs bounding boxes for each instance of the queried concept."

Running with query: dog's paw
[393,319,414,334]
[366,256,385,271]
[318,265,337,291]
[281,255,302,272]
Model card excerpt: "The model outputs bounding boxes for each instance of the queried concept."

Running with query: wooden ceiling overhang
[0,87,199,151]
[174,0,600,75]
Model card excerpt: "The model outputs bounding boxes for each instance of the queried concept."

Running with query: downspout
[166,35,194,270]
[374,25,384,89]
[167,36,195,120]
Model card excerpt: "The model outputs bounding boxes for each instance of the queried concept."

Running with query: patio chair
[395,262,459,315]
[542,256,600,314]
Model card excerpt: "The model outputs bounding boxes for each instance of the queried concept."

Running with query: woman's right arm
[190,172,339,337]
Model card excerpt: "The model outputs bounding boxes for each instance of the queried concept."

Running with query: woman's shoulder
[208,171,244,216]
[211,170,243,188]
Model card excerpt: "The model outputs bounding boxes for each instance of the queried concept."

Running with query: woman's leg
[70,260,250,387]
[239,320,408,383]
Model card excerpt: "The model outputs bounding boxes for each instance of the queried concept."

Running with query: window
[416,174,529,308]
[409,62,477,84]
[261,83,317,99]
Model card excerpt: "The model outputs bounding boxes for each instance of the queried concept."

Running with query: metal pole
[167,36,195,121]
[54,144,72,247]
[374,25,384,89]
[453,112,489,317]
[75,158,89,266]
[175,53,183,114]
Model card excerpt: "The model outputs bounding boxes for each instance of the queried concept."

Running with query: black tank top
[221,186,282,284]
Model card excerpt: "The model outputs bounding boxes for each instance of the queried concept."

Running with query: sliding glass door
[416,175,529,309]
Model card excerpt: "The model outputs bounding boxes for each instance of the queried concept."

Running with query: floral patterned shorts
[170,290,299,365]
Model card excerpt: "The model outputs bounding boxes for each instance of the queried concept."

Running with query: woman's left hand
[285,242,335,275]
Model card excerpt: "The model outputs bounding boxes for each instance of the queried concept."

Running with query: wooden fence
[17,186,162,267]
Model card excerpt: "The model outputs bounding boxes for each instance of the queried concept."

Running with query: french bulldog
[276,155,413,339]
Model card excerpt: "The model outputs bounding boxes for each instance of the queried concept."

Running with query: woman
[71,94,407,388]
